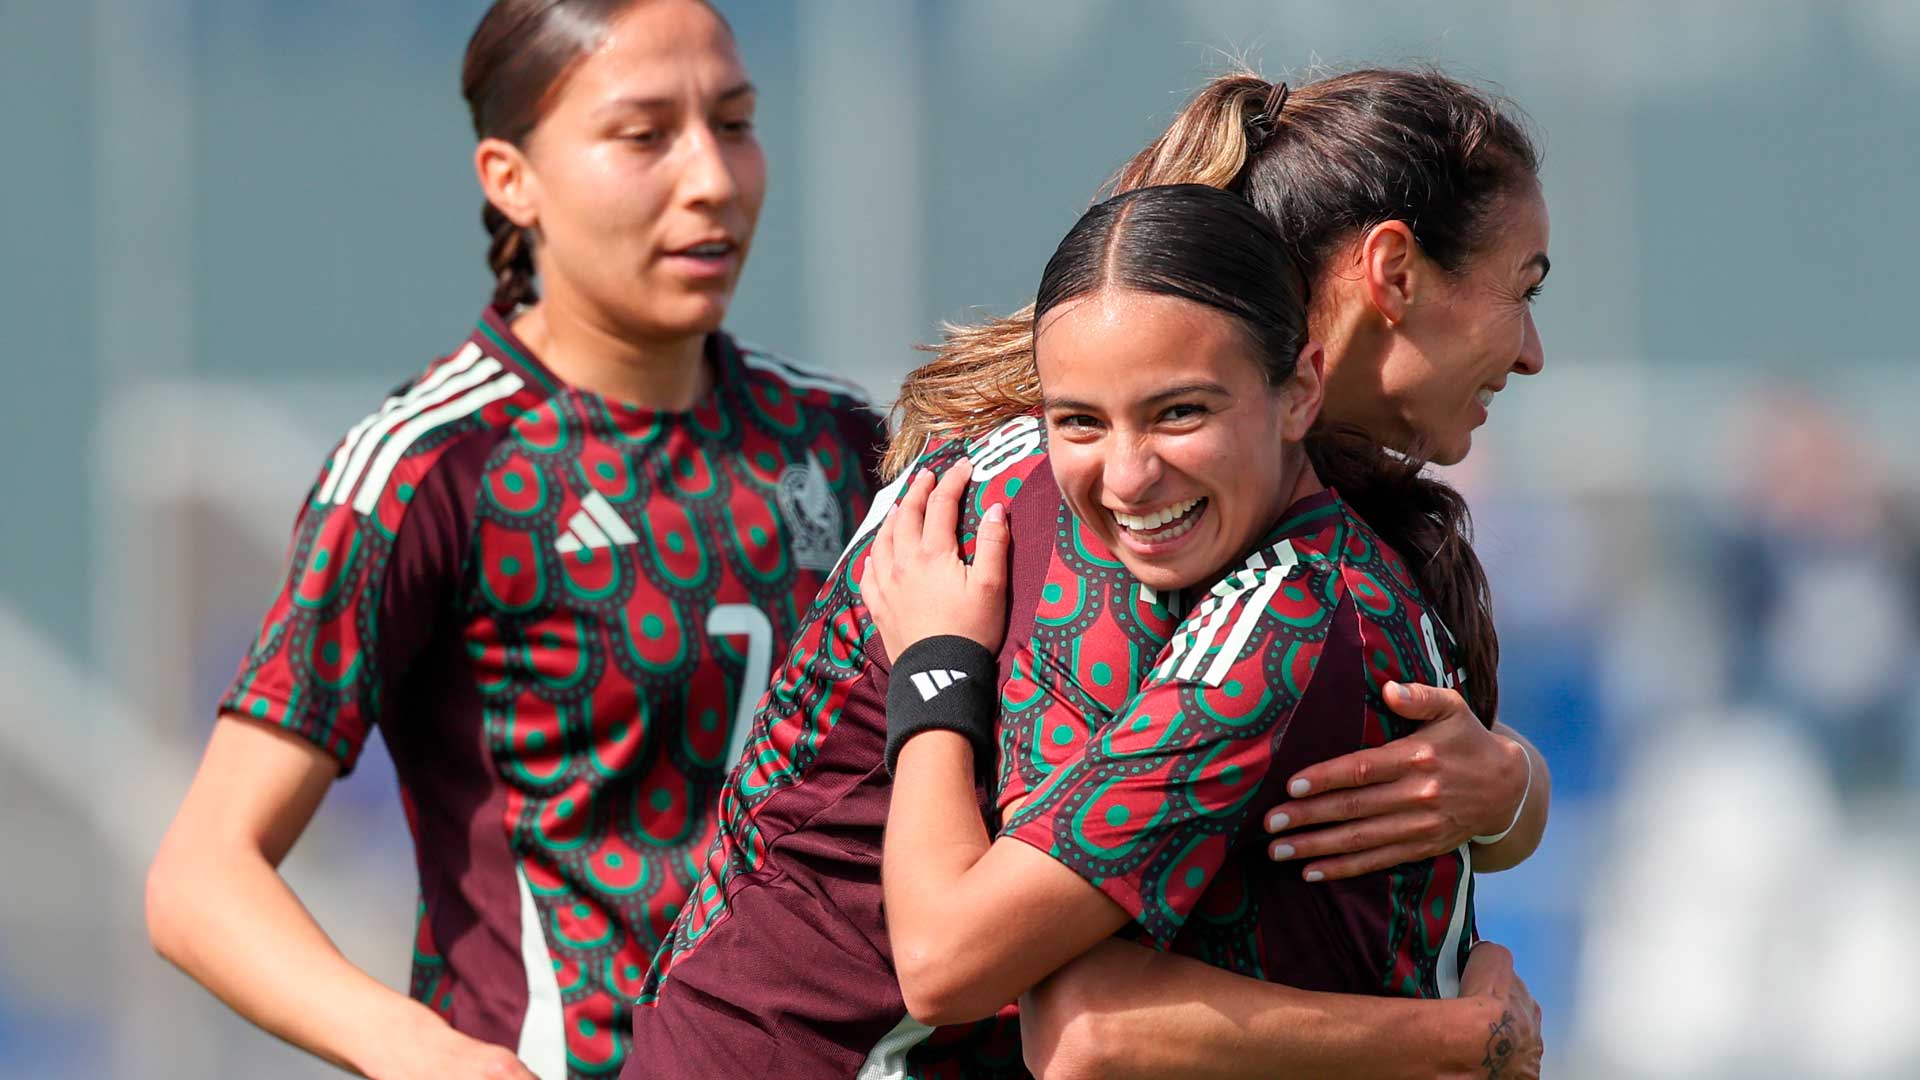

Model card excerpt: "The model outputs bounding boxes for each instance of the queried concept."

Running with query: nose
[1513,309,1545,376]
[678,123,740,209]
[1103,436,1165,505]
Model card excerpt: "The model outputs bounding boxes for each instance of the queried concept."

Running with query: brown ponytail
[1304,429,1499,724]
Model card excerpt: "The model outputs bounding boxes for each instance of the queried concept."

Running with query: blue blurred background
[4,2,1918,1077]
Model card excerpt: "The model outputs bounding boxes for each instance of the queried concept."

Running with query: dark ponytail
[1304,430,1498,724]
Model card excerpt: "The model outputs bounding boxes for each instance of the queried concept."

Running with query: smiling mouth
[671,240,735,258]
[1112,497,1207,543]
[1475,388,1495,408]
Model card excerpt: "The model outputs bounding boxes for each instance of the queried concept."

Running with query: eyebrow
[596,81,756,116]
[1043,381,1232,413]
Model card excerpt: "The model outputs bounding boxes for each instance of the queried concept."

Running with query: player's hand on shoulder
[1456,942,1542,1079]
[863,460,1011,660]
[1261,681,1528,881]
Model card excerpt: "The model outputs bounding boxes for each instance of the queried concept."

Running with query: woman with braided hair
[145,3,883,1077]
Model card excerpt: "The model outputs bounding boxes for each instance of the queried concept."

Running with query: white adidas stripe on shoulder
[318,343,486,503]
[349,373,525,514]
[1157,540,1304,688]
[734,341,871,403]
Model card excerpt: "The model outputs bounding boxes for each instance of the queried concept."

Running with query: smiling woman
[143,3,885,1079]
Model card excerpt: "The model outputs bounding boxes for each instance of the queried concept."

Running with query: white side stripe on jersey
[350,373,526,514]
[317,343,486,503]
[328,356,504,508]
[736,344,871,402]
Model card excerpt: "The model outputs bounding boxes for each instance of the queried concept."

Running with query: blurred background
[4,1,1918,1077]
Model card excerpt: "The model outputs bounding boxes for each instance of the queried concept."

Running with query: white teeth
[1112,497,1200,533]
[686,242,730,256]
[1476,389,1495,408]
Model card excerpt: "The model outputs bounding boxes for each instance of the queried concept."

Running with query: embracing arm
[883,731,1131,1025]
[1021,938,1541,1080]
[147,717,536,1080]
[1262,682,1552,880]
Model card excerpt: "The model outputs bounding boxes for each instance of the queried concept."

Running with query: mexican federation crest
[776,454,845,572]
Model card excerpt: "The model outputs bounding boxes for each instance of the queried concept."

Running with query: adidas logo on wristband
[908,669,970,702]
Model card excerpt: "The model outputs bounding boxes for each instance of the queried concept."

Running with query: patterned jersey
[1003,488,1478,998]
[220,305,883,1079]
[626,416,1179,1079]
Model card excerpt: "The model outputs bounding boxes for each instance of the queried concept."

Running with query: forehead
[560,1,745,105]
[1476,181,1550,272]
[1036,290,1264,397]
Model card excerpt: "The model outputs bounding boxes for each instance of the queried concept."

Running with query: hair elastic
[1246,81,1292,150]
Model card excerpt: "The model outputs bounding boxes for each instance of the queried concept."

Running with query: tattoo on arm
[1481,1010,1517,1079]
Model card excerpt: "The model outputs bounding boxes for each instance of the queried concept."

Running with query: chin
[1430,433,1471,467]
[646,295,734,339]
[1114,551,1208,595]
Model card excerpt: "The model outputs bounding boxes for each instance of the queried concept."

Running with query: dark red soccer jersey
[1003,488,1478,998]
[221,305,883,1079]
[628,417,1178,1079]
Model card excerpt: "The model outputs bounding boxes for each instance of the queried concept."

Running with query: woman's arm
[1260,682,1551,879]
[147,716,536,1080]
[1021,939,1543,1080]
[883,732,1133,1025]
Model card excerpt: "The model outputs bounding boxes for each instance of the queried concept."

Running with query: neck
[511,288,712,412]
[1314,300,1401,445]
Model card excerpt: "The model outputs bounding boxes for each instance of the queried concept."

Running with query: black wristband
[885,635,998,777]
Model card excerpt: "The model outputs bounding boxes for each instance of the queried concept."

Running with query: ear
[475,136,541,229]
[1280,340,1326,440]
[1358,220,1418,327]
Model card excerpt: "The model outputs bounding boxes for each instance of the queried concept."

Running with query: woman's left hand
[862,460,1012,662]
[1262,681,1530,881]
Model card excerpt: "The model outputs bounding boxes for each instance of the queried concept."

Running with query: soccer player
[629,68,1551,1079]
[144,3,882,1078]
[871,185,1534,1079]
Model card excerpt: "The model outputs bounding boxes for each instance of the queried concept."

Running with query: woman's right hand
[357,1003,539,1080]
[1456,942,1543,1079]
[862,460,1012,662]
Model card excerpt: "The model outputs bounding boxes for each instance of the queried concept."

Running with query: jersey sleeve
[1000,560,1341,944]
[218,436,475,774]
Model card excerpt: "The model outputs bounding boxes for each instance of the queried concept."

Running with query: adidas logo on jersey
[908,669,970,702]
[555,491,640,554]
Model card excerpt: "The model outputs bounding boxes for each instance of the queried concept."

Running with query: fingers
[866,509,897,598]
[1280,742,1416,802]
[1267,811,1442,878]
[1297,838,1436,882]
[971,503,1010,595]
[1459,941,1516,994]
[1264,769,1441,833]
[1382,680,1476,725]
[922,459,972,555]
[893,467,935,553]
